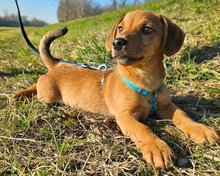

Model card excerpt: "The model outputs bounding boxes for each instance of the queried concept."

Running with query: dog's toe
[141,139,175,168]
[186,123,220,145]
[12,93,24,101]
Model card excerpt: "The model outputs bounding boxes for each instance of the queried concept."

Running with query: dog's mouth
[113,55,144,66]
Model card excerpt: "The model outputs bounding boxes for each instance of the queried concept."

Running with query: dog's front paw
[141,139,175,168]
[186,123,219,145]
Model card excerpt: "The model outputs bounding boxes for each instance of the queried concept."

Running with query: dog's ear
[106,14,126,51]
[160,15,185,56]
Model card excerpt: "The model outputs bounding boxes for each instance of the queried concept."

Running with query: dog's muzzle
[113,38,127,51]
[112,38,144,66]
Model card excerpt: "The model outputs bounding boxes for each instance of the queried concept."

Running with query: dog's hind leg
[36,74,61,104]
[12,83,37,101]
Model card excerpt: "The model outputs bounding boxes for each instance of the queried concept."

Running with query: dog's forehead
[122,10,161,27]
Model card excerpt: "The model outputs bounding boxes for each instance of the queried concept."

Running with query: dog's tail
[39,27,68,69]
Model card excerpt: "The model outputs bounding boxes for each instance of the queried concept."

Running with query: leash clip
[80,63,89,68]
[88,63,108,71]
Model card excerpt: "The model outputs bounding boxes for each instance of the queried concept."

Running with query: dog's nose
[113,38,127,51]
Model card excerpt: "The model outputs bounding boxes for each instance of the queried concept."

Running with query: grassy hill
[0,0,219,175]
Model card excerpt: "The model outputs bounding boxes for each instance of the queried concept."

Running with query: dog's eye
[143,27,153,35]
[118,26,123,33]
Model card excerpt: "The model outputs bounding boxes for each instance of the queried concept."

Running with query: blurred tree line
[57,0,148,22]
[0,0,150,26]
[0,10,48,27]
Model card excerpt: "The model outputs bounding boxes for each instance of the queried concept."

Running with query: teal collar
[122,76,161,111]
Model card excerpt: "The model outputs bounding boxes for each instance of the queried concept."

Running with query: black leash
[14,0,109,71]
[15,0,40,56]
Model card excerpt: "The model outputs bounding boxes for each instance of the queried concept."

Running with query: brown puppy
[13,10,219,168]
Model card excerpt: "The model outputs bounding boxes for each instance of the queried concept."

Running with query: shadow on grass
[172,95,220,118]
[0,70,45,77]
[181,41,220,64]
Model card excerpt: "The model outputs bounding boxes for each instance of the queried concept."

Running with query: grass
[0,0,220,175]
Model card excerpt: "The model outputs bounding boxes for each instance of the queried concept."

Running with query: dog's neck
[117,56,165,92]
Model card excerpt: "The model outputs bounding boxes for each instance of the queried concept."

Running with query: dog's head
[106,10,185,66]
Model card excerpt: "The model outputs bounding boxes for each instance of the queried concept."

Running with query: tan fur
[13,10,219,168]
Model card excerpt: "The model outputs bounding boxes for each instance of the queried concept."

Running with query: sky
[0,0,113,24]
